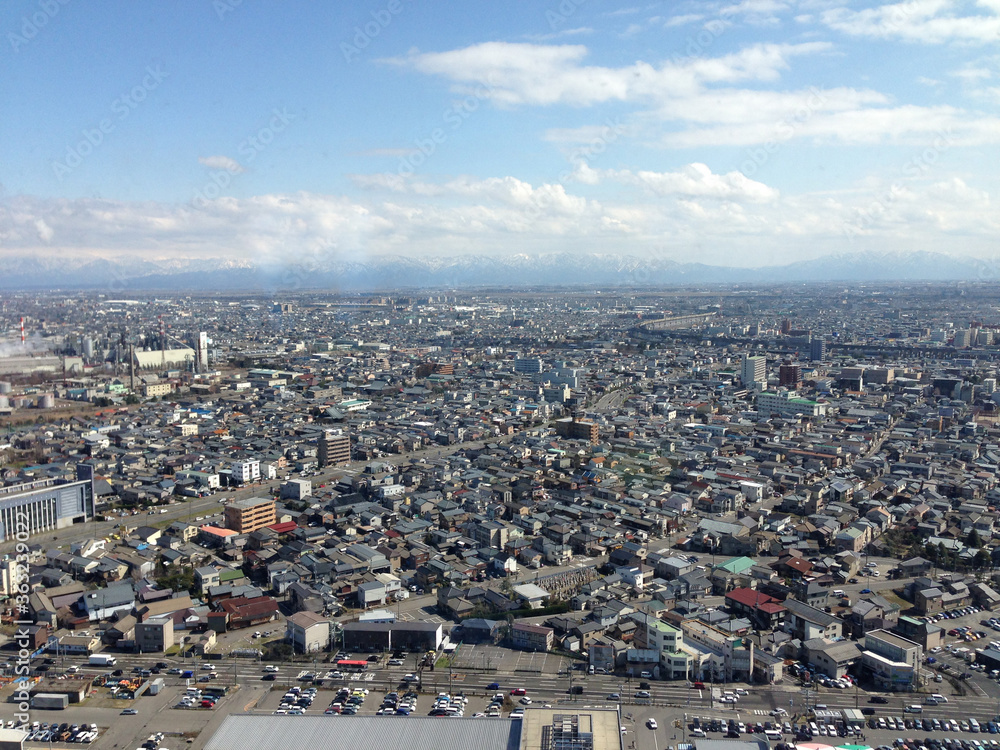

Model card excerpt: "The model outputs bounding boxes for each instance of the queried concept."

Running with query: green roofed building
[716,556,755,575]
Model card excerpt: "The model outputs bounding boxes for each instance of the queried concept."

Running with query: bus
[336,660,368,672]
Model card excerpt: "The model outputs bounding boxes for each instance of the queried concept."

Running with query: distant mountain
[0,250,996,291]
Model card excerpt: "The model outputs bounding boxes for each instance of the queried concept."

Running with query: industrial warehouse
[203,708,623,750]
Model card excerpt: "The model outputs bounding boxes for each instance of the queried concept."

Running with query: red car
[510,688,527,696]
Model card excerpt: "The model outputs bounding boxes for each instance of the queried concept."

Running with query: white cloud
[720,0,790,25]
[198,155,245,173]
[821,0,1000,43]
[389,40,1000,149]
[34,219,53,243]
[2,167,997,267]
[571,162,780,202]
[664,13,705,27]
[386,41,830,107]
[524,27,593,41]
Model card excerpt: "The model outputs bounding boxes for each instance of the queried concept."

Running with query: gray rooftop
[205,715,520,750]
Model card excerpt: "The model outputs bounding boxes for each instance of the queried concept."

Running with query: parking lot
[915,604,1000,698]
[252,684,521,719]
[447,642,574,676]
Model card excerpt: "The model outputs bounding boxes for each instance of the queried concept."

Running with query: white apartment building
[741,354,767,387]
[231,459,260,484]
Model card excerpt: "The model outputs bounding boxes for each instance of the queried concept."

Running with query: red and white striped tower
[20,317,24,345]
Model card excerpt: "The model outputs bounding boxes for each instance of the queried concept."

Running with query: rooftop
[205,715,520,750]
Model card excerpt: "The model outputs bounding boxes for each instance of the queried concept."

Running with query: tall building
[778,363,802,389]
[810,338,827,362]
[514,358,544,374]
[318,430,350,467]
[224,497,277,534]
[954,329,972,348]
[740,355,766,386]
[198,332,209,372]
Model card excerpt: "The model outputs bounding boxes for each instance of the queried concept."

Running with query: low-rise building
[286,611,330,653]
[511,622,554,652]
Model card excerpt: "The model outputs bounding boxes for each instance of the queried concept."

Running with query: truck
[31,693,69,710]
[89,654,117,667]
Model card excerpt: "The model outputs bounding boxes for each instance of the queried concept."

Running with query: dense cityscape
[4,1,1000,749]
[2,283,1000,750]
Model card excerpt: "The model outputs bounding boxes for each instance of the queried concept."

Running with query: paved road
[14,648,1000,750]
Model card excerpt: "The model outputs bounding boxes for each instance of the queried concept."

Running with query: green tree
[974,550,991,569]
[156,566,195,594]
[499,576,515,596]
[967,529,982,549]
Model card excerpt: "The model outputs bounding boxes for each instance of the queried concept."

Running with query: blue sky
[1,0,999,268]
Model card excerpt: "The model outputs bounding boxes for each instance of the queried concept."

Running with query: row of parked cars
[923,605,985,624]
[22,722,99,743]
[945,626,991,642]
[428,692,468,717]
[176,688,218,709]
[323,687,369,715]
[867,716,1000,733]
[373,690,418,715]
[688,716,837,741]
[883,736,1000,750]
[274,686,317,715]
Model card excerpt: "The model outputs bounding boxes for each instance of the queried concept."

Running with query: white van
[904,705,923,713]
[765,730,783,740]
[833,589,845,597]
[931,694,948,703]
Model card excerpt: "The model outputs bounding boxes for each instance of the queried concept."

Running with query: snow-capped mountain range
[0,251,996,291]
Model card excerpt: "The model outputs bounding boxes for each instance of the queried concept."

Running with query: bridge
[634,312,718,331]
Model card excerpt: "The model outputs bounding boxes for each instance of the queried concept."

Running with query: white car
[264,665,279,673]
[648,719,658,730]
